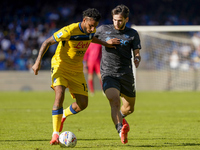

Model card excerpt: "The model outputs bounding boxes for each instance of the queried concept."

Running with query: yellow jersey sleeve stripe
[53,35,58,42]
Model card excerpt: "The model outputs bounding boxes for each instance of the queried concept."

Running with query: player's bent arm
[133,49,141,68]
[91,36,107,46]
[36,36,56,62]
[32,36,57,75]
[92,36,120,48]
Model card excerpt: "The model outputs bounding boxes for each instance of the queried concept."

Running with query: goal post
[132,25,200,91]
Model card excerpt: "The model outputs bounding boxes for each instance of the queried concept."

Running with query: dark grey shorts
[102,73,136,97]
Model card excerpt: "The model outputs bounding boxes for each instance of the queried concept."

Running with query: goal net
[132,26,200,91]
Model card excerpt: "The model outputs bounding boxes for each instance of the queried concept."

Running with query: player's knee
[128,106,134,114]
[128,109,134,114]
[113,101,121,109]
[123,105,134,115]
[79,100,88,110]
[75,94,88,111]
[108,98,121,109]
[82,102,88,110]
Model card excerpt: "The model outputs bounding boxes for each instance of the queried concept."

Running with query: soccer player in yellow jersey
[32,8,120,145]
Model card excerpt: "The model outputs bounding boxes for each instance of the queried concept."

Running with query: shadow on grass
[0,138,200,148]
[0,139,49,142]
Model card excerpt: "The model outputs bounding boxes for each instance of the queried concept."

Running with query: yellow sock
[52,108,63,133]
[63,105,77,118]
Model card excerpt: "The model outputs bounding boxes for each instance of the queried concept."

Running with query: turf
[0,91,200,150]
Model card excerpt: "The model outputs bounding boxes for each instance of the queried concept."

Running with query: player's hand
[32,61,41,75]
[105,38,121,49]
[106,38,121,45]
[134,58,140,68]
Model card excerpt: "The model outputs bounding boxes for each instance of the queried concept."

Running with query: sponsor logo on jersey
[57,32,63,38]
[74,41,90,49]
[76,50,85,57]
[105,31,111,34]
[74,36,79,39]
[54,78,57,83]
[120,39,129,46]
[124,34,130,39]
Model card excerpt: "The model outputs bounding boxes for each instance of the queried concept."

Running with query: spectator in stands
[0,49,6,70]
[191,32,200,69]
[169,49,180,70]
[179,44,192,71]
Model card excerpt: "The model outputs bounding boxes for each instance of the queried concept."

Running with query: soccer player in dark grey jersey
[94,4,141,144]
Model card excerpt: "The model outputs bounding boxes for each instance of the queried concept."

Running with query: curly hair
[112,4,129,19]
[83,8,101,22]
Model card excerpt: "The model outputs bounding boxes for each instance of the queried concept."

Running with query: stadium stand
[0,0,200,70]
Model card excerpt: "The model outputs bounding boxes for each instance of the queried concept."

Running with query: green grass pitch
[0,91,200,150]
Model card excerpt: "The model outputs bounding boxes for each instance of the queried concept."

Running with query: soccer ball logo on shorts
[59,131,77,148]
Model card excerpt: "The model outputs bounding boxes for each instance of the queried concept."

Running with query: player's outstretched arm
[92,36,120,49]
[32,36,56,75]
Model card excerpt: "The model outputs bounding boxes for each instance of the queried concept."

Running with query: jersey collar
[79,22,84,33]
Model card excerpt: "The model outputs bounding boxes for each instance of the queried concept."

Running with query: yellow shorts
[51,67,88,98]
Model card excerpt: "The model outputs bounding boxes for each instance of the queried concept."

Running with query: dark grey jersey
[95,24,141,77]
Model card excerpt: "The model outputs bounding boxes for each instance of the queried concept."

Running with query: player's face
[112,14,128,30]
[82,17,99,35]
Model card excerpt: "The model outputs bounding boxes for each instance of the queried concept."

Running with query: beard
[83,27,90,35]
[114,22,126,30]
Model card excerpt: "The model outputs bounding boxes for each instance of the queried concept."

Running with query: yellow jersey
[52,22,95,72]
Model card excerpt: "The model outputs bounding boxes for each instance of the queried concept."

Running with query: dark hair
[112,4,129,19]
[83,8,101,22]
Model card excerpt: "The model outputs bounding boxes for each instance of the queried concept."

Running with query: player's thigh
[102,76,120,92]
[105,88,120,101]
[68,72,88,98]
[103,76,121,100]
[51,68,69,89]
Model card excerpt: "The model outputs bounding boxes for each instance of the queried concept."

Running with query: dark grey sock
[115,123,123,133]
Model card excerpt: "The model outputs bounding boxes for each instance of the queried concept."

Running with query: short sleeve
[53,26,71,42]
[132,31,142,50]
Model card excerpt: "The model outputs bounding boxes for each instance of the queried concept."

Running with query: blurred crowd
[141,31,200,71]
[0,0,200,70]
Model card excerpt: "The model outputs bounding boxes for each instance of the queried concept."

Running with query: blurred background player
[83,43,102,96]
[95,4,141,144]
